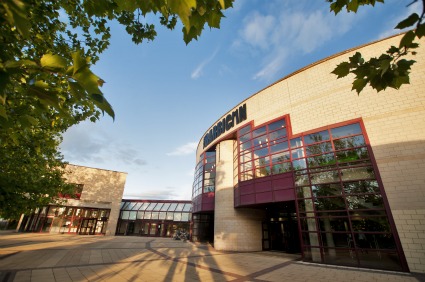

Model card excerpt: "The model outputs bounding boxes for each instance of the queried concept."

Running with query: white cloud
[191,48,220,79]
[61,122,147,167]
[167,142,198,156]
[240,12,275,50]
[234,2,358,81]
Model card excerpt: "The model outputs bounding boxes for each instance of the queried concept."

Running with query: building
[191,33,425,273]
[116,199,192,237]
[17,164,127,236]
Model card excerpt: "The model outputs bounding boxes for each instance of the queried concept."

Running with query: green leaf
[395,13,419,29]
[352,78,368,94]
[0,104,7,119]
[40,54,67,71]
[71,51,88,75]
[379,59,391,77]
[90,94,115,120]
[72,67,102,95]
[332,62,351,78]
[1,0,30,38]
[24,115,38,126]
[169,0,197,32]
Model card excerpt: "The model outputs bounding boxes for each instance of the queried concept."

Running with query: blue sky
[60,0,419,200]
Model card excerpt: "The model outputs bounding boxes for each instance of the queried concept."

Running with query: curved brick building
[191,33,425,273]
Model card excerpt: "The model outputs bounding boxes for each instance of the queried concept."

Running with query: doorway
[262,201,300,253]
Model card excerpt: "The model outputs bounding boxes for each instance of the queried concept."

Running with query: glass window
[269,128,287,141]
[252,135,268,148]
[252,126,266,138]
[121,211,129,219]
[146,203,157,211]
[270,141,289,154]
[318,217,351,232]
[351,216,390,232]
[340,166,375,181]
[130,203,141,210]
[343,180,380,194]
[253,147,269,158]
[306,142,332,156]
[166,212,174,220]
[346,194,384,210]
[144,212,152,220]
[181,213,190,221]
[310,170,339,184]
[312,183,342,197]
[290,137,303,148]
[336,147,369,163]
[295,173,309,186]
[168,203,177,211]
[293,159,307,170]
[174,213,182,221]
[271,151,290,164]
[307,153,336,167]
[254,157,269,168]
[298,198,314,213]
[239,125,251,136]
[314,197,346,211]
[137,211,144,219]
[129,211,137,220]
[291,148,305,159]
[331,123,362,138]
[182,204,192,212]
[126,202,137,210]
[333,135,366,150]
[240,140,251,151]
[268,119,285,131]
[150,212,159,220]
[161,203,171,211]
[304,130,330,145]
[159,212,167,220]
[255,166,271,178]
[272,162,291,174]
[296,186,312,198]
[153,203,163,211]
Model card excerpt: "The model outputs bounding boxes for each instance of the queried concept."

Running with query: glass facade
[238,118,289,181]
[20,205,110,235]
[192,151,216,198]
[236,118,405,271]
[117,200,192,237]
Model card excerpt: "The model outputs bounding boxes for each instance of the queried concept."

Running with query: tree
[0,0,233,218]
[328,0,425,93]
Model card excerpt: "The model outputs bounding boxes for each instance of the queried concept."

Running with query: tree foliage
[0,0,233,218]
[328,0,425,93]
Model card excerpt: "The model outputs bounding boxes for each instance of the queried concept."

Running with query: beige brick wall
[197,34,425,272]
[64,164,127,236]
[214,140,264,251]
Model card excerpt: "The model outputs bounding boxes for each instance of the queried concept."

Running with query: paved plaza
[0,232,424,282]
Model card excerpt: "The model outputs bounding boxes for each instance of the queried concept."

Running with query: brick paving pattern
[0,232,424,281]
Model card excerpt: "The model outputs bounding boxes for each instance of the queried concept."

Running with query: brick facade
[196,34,425,272]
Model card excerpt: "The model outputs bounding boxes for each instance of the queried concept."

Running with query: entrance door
[262,201,301,253]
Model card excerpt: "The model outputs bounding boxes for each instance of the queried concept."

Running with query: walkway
[0,232,423,281]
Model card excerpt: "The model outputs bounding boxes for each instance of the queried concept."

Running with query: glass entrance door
[262,201,300,253]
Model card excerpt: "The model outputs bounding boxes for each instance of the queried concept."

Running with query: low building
[17,164,127,236]
[192,33,425,273]
[116,199,192,238]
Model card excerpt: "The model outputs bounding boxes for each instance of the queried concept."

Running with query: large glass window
[192,150,216,199]
[236,117,289,181]
[291,122,404,271]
